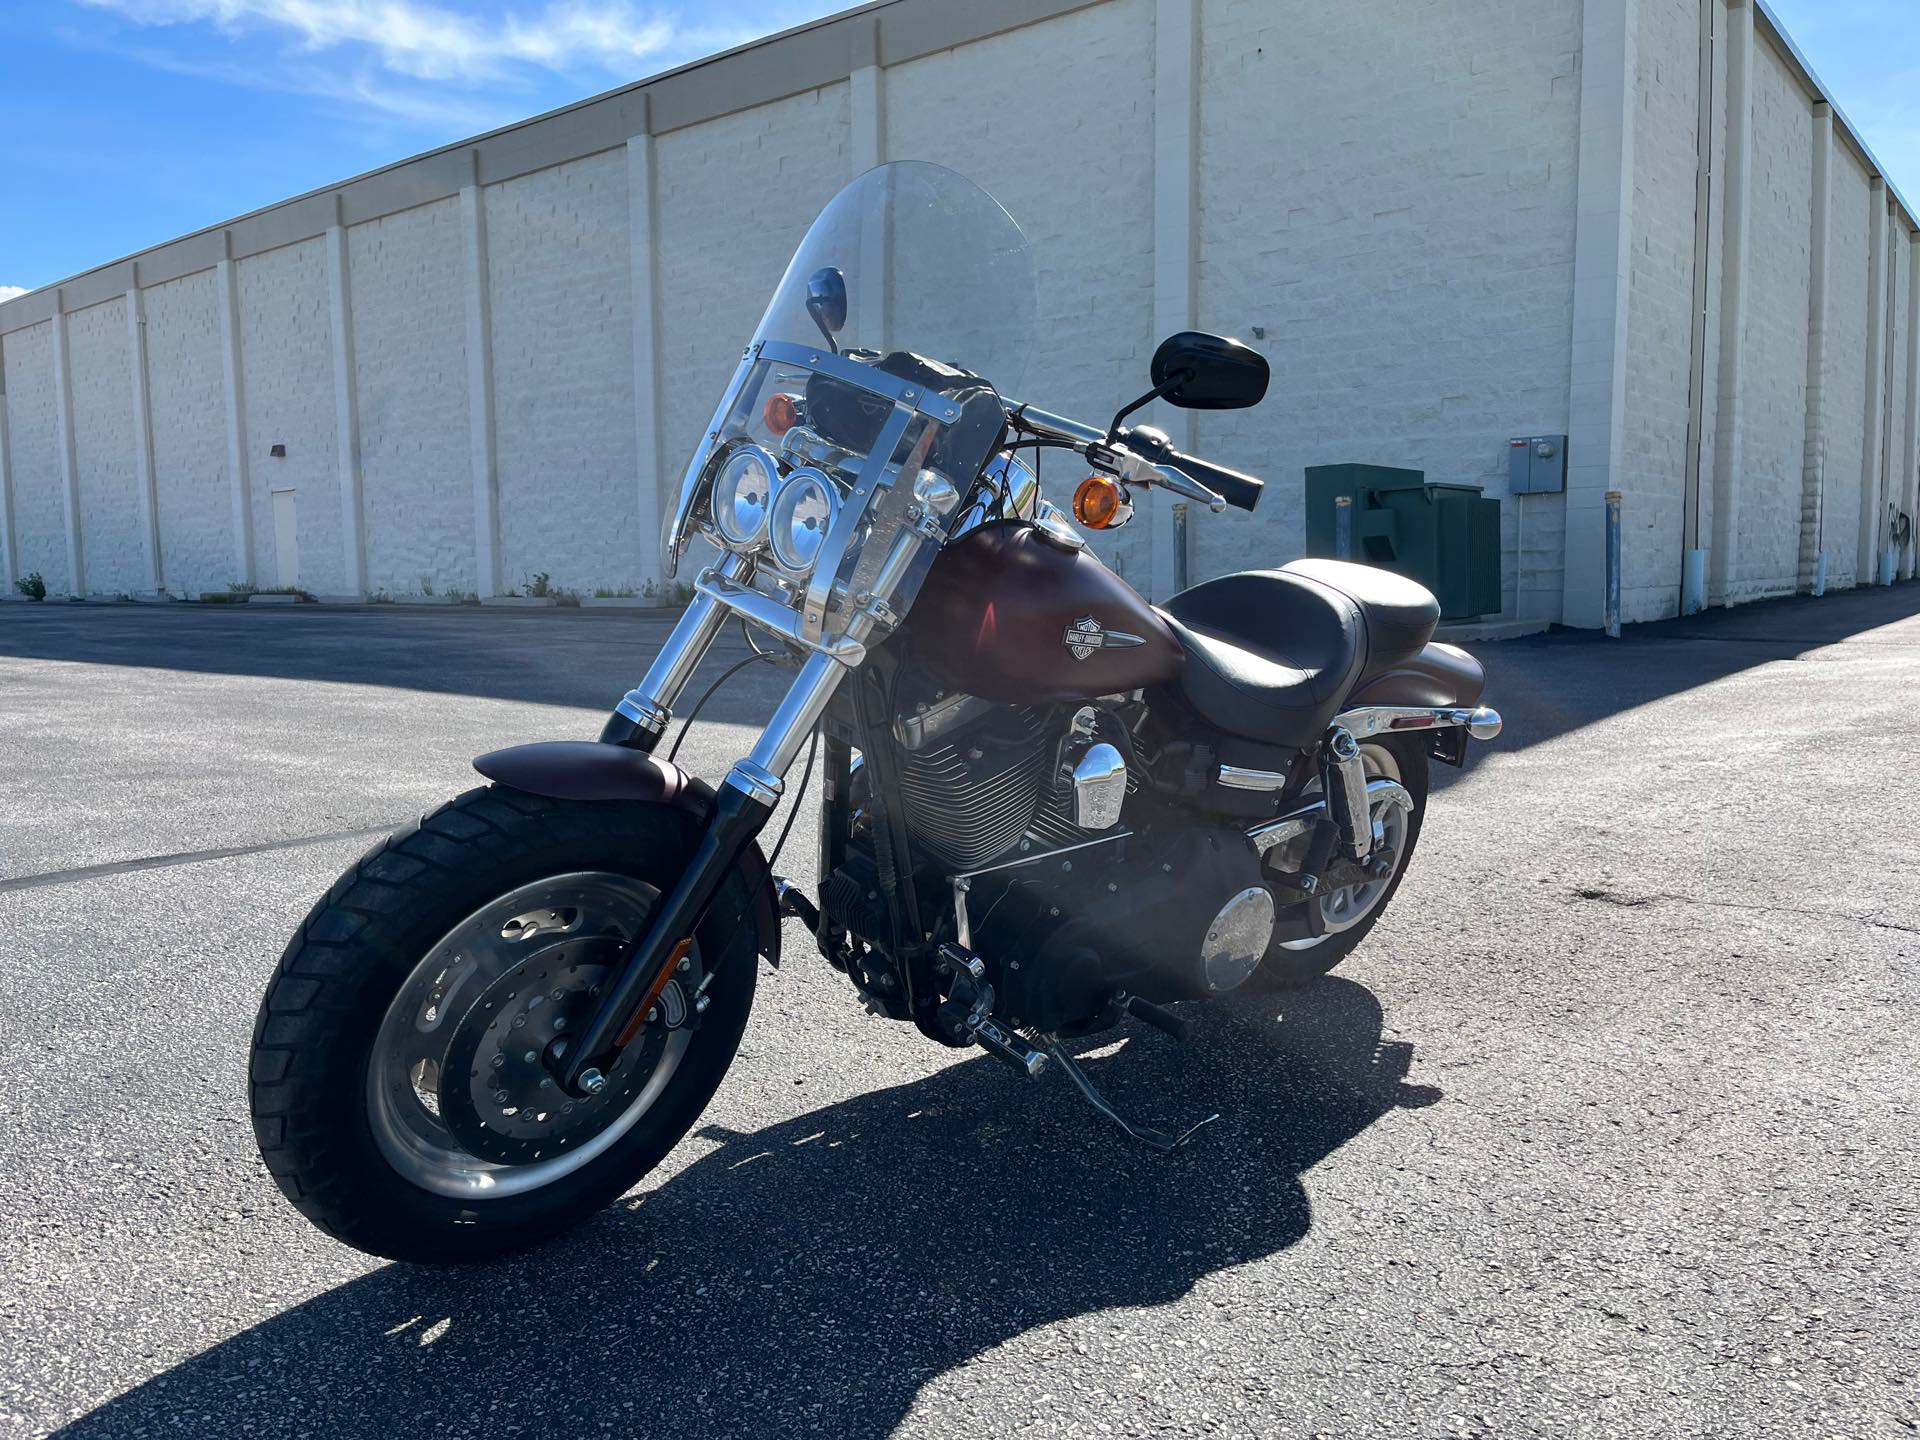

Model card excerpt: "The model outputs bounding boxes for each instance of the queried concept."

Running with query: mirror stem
[1107,368,1194,442]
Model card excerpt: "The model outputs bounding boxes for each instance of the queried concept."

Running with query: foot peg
[968,1014,1048,1077]
[774,878,820,930]
[1123,993,1191,1042]
[1037,1034,1218,1153]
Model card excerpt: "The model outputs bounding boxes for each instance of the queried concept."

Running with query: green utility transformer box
[1303,464,1502,621]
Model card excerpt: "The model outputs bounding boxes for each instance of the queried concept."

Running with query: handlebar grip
[1167,450,1263,513]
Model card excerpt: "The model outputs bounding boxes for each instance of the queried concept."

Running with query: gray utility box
[1508,434,1567,494]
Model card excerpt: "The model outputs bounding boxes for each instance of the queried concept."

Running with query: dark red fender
[901,520,1184,703]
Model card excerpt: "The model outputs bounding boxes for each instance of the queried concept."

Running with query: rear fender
[1345,642,1485,709]
[472,740,782,967]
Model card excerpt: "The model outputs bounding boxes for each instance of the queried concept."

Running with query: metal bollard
[1334,494,1353,561]
[1604,490,1622,638]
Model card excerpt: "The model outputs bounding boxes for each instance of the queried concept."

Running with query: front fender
[472,740,783,967]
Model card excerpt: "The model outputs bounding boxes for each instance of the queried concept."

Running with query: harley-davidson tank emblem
[1063,615,1146,662]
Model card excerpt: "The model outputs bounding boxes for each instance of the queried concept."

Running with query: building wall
[1735,34,1812,602]
[66,296,147,595]
[348,197,476,598]
[655,84,853,531]
[887,0,1156,586]
[1193,0,1582,618]
[1,0,1913,621]
[236,237,342,595]
[144,269,234,597]
[486,150,638,594]
[1823,148,1871,589]
[1620,0,1701,622]
[2,322,68,596]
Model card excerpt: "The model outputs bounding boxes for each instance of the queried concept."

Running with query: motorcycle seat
[1157,561,1440,748]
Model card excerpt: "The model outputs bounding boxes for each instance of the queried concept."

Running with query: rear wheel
[249,786,760,1263]
[1252,737,1428,990]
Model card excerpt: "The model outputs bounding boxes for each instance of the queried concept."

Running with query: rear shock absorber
[1323,727,1371,862]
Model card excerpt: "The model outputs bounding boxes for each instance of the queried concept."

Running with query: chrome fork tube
[600,553,747,750]
[726,650,846,803]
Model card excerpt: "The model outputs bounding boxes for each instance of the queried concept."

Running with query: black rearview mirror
[806,267,848,348]
[1150,331,1269,410]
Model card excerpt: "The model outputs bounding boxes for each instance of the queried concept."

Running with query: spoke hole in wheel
[409,1059,441,1117]
[501,907,582,943]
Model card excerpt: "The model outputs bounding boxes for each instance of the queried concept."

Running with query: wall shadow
[3,580,1914,751]
[1429,580,1920,786]
[57,977,1435,1440]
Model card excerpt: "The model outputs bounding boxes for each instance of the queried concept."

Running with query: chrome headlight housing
[767,466,840,576]
[709,442,778,549]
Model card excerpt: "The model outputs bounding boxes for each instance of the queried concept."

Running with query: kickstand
[1038,1035,1219,1153]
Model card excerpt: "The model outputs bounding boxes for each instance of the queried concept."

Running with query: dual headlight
[708,442,841,577]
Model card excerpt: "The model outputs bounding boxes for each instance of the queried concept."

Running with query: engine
[852,688,1278,1035]
[967,820,1274,1034]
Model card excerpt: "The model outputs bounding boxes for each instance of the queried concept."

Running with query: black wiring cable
[765,724,820,869]
[665,650,775,763]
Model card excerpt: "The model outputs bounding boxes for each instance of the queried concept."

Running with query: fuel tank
[900,519,1183,703]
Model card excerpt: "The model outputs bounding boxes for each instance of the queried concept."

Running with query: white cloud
[75,0,735,84]
[0,286,29,303]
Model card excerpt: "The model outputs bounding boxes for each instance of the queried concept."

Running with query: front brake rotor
[436,938,687,1166]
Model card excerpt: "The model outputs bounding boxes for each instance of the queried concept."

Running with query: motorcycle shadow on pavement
[61,976,1437,1440]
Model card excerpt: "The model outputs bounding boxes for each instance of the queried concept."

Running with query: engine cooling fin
[896,706,1049,869]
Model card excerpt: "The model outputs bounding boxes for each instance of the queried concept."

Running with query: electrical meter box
[1304,464,1502,620]
[1507,435,1567,494]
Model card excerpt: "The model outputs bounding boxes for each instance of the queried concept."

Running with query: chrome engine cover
[1200,886,1277,992]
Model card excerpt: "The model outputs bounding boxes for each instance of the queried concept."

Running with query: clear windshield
[664,164,1037,635]
[753,161,1036,391]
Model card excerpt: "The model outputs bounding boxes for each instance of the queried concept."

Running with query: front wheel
[249,786,759,1263]
[1252,736,1429,990]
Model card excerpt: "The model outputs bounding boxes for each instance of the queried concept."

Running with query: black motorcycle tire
[248,785,759,1264]
[1251,736,1430,991]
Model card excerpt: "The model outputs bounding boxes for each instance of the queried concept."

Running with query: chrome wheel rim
[1278,745,1408,952]
[366,872,696,1200]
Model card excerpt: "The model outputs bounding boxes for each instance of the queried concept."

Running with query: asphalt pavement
[0,587,1916,1439]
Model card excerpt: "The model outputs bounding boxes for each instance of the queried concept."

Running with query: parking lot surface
[1,588,1916,1438]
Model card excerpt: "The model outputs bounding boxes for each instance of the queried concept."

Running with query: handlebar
[1001,402,1264,514]
[1171,453,1263,512]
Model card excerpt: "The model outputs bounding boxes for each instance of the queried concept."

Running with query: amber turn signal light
[1073,474,1128,529]
[763,392,800,436]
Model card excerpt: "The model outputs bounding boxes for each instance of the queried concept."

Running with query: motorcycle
[250,162,1501,1262]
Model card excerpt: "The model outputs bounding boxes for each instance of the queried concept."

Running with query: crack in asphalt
[1571,885,1919,935]
[0,826,392,894]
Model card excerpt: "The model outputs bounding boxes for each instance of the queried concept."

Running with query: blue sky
[1,0,1917,299]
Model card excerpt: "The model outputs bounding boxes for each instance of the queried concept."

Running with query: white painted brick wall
[237,237,343,593]
[348,198,477,597]
[6,0,1911,622]
[1620,0,1701,622]
[1823,149,1870,589]
[143,269,234,596]
[1877,207,1903,565]
[485,150,637,594]
[654,85,853,527]
[1,323,70,596]
[1734,39,1812,602]
[65,296,146,594]
[887,0,1156,586]
[1192,0,1582,618]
